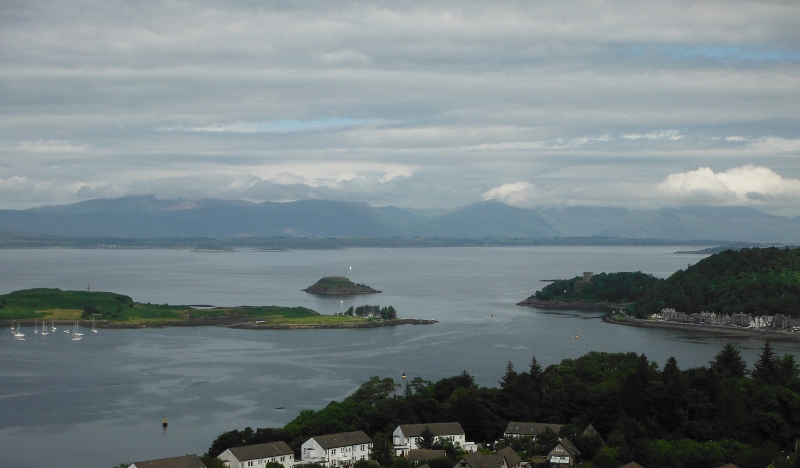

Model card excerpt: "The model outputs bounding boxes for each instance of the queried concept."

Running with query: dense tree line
[529,247,800,319]
[344,305,398,320]
[533,272,663,303]
[206,343,800,468]
[633,247,800,318]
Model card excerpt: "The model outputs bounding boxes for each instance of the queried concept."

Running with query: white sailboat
[51,319,57,332]
[91,316,98,333]
[71,322,82,341]
[41,320,49,336]
[13,323,25,341]
[34,319,38,334]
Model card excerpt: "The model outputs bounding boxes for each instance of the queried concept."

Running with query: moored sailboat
[71,322,82,341]
[14,323,25,341]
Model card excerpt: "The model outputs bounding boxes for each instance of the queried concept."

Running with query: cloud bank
[1,1,799,214]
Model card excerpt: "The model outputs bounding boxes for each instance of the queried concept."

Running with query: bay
[0,246,798,468]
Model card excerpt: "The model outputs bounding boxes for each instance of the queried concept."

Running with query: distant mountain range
[1,196,799,242]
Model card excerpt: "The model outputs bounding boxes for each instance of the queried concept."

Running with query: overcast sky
[2,0,800,215]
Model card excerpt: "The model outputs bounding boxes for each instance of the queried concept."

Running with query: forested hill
[527,272,663,304]
[206,344,800,468]
[523,247,800,319]
[632,246,800,318]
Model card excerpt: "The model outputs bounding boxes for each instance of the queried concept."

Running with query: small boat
[41,321,49,336]
[13,323,25,341]
[71,322,82,341]
[91,316,98,333]
[34,319,38,334]
[51,319,57,332]
[162,417,168,428]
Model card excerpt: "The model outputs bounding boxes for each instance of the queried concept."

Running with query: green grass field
[0,288,325,324]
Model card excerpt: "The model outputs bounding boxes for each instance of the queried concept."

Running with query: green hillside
[632,246,800,318]
[0,288,320,323]
[531,271,663,303]
[525,246,800,319]
[303,276,380,294]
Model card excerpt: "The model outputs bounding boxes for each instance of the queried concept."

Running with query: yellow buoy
[575,334,579,339]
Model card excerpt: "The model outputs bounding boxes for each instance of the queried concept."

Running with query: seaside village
[126,421,740,468]
[655,308,800,331]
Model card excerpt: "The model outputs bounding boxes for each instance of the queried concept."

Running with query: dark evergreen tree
[500,361,517,389]
[710,343,748,379]
[752,341,778,384]
[529,356,543,381]
[418,426,436,450]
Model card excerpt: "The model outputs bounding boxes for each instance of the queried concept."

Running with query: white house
[218,441,295,468]
[300,430,372,467]
[393,422,477,457]
[129,454,207,468]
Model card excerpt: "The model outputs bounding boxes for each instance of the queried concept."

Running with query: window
[281,457,285,461]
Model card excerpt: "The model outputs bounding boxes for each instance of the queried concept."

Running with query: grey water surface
[1,246,798,468]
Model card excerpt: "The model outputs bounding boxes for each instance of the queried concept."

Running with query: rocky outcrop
[302,276,381,295]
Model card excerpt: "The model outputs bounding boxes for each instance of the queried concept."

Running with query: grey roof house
[218,441,295,468]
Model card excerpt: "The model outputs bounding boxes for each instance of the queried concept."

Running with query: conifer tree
[710,343,747,379]
[752,341,778,384]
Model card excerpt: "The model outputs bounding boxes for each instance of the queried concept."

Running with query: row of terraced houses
[656,308,800,330]
[130,420,718,468]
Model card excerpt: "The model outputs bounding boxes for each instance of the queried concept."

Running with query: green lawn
[0,288,324,324]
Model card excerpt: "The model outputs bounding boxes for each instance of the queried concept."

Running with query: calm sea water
[1,246,799,468]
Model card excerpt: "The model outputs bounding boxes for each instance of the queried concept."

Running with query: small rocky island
[302,276,381,295]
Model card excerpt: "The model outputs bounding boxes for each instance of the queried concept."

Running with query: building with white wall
[300,430,372,467]
[393,423,474,457]
[218,441,295,468]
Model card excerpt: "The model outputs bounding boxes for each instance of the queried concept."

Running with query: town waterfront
[1,246,799,468]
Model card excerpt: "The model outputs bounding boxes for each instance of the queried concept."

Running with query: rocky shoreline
[516,298,800,342]
[2,317,436,330]
[516,297,625,312]
[603,314,800,343]
[229,318,437,330]
[302,286,381,295]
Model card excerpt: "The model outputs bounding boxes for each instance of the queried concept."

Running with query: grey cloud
[1,0,799,214]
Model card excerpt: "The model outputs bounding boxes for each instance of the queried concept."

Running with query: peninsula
[0,288,431,329]
[517,247,800,340]
[302,276,381,295]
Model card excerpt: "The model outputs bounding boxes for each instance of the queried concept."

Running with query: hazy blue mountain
[538,206,631,237]
[596,206,800,242]
[422,201,558,238]
[2,196,800,242]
